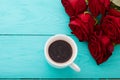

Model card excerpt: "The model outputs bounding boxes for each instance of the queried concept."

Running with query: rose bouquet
[61,0,120,65]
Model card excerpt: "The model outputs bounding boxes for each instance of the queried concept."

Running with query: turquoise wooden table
[0,0,120,78]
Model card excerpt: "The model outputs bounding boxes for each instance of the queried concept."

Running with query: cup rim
[44,34,78,67]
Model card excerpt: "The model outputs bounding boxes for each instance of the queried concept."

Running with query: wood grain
[0,0,71,34]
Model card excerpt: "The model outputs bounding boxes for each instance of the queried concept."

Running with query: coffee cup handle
[69,63,80,72]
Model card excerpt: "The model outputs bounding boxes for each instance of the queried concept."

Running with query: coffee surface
[48,40,72,63]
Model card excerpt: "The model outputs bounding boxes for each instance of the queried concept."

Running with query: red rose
[61,0,87,17]
[69,12,96,41]
[88,0,110,17]
[108,8,120,17]
[88,31,114,64]
[101,11,120,44]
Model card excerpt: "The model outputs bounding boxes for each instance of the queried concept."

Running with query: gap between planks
[0,34,74,36]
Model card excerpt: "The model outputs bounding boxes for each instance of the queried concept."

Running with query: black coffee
[48,40,72,63]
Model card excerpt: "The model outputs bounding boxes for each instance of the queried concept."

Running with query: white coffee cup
[44,34,80,72]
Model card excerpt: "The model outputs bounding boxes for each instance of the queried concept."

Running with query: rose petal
[108,8,120,17]
[88,0,110,17]
[88,31,114,64]
[102,15,120,44]
[69,13,95,41]
[61,0,87,17]
[61,0,74,17]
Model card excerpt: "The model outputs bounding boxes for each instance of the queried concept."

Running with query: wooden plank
[0,0,71,34]
[0,36,120,78]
